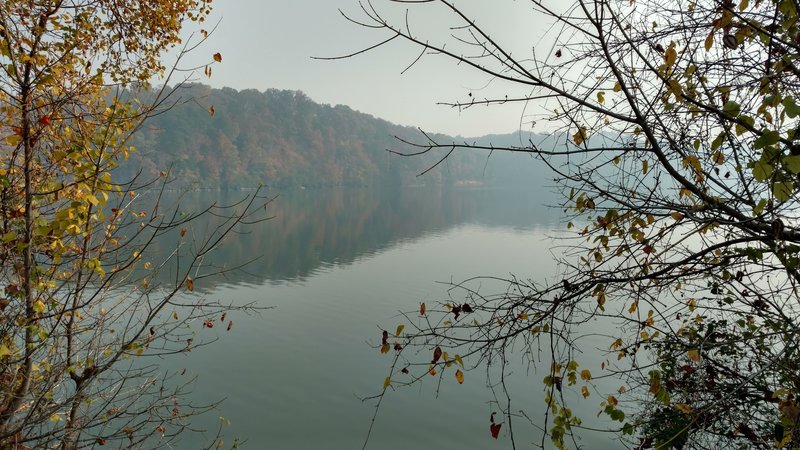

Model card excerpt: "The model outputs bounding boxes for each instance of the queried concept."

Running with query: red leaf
[432,346,442,364]
[401,367,409,374]
[213,52,222,62]
[38,115,50,126]
[490,423,502,439]
[462,303,473,313]
[419,302,426,316]
[555,49,562,57]
[226,320,233,331]
[490,412,496,424]
[203,319,214,328]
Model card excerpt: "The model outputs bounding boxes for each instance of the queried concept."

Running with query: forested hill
[125,84,554,189]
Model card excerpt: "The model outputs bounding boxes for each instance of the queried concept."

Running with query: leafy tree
[348,0,800,448]
[0,1,268,448]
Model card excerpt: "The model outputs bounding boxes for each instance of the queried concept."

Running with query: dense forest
[124,84,554,189]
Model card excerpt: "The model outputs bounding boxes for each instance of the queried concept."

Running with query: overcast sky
[171,0,552,137]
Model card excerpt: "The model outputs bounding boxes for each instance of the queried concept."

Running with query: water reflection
[146,187,557,289]
[146,187,628,450]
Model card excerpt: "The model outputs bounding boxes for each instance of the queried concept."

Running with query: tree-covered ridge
[127,84,549,189]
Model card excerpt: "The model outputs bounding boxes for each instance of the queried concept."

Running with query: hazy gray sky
[173,0,551,137]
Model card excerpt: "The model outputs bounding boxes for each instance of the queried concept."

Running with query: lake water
[148,187,621,449]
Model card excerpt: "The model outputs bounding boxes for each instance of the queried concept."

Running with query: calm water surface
[150,187,620,449]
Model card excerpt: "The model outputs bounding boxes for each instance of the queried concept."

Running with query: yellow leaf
[395,324,405,336]
[674,403,693,414]
[419,302,426,316]
[455,369,464,384]
[4,134,21,147]
[186,278,194,292]
[704,32,714,51]
[383,377,391,389]
[642,159,649,174]
[613,81,622,93]
[581,386,590,398]
[33,299,46,314]
[518,313,528,320]
[664,46,677,67]
[687,349,701,362]
[671,212,684,221]
[580,369,592,381]
[454,354,464,367]
[573,127,588,146]
[0,344,12,358]
[50,413,62,422]
[213,52,222,62]
[597,91,605,104]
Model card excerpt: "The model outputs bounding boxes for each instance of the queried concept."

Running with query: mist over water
[141,187,620,449]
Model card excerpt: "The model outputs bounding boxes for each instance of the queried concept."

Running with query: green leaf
[773,181,794,202]
[722,100,741,117]
[711,132,725,150]
[754,198,768,216]
[785,155,800,174]
[754,130,780,149]
[752,160,773,181]
[783,96,800,118]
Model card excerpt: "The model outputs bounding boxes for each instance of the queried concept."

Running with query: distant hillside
[124,84,555,189]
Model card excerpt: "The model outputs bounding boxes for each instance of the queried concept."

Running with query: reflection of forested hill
[144,187,558,289]
[125,84,554,189]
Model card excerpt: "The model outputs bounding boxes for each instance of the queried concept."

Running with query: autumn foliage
[0,1,265,448]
